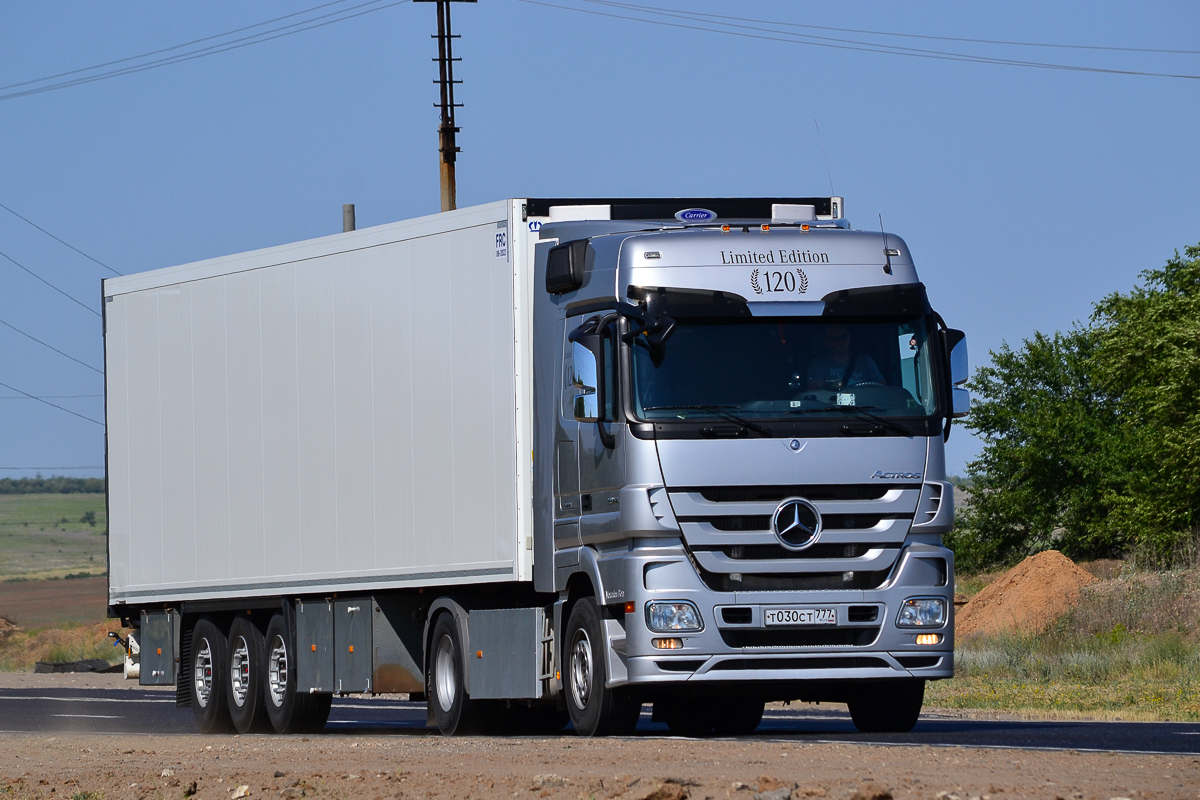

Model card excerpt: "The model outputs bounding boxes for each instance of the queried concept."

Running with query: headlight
[896,597,946,628]
[646,601,703,632]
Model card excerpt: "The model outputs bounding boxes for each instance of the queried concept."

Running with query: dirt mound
[957,550,1097,638]
[0,615,19,640]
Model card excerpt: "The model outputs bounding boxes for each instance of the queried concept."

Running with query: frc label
[495,231,508,260]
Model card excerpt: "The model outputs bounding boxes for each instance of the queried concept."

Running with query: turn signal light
[652,638,684,650]
[915,634,941,645]
[624,601,636,615]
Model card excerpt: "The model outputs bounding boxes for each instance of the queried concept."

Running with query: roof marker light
[760,224,770,232]
[801,224,810,231]
[721,225,731,233]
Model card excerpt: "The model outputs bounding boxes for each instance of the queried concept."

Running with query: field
[0,493,107,579]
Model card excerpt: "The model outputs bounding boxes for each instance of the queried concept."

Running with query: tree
[949,328,1125,570]
[952,242,1200,570]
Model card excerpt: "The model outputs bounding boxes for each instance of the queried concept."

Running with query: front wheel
[564,598,641,737]
[847,679,925,733]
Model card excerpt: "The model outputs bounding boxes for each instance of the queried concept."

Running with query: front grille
[706,543,881,560]
[692,484,901,503]
[720,627,880,648]
[721,607,753,624]
[699,567,891,592]
[710,656,889,671]
[683,515,896,532]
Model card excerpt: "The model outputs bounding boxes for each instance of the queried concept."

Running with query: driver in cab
[805,323,884,390]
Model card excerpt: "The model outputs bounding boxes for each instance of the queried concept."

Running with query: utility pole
[415,0,475,212]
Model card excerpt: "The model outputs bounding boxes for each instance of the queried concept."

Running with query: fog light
[646,601,703,632]
[915,633,941,645]
[652,638,684,650]
[896,597,947,628]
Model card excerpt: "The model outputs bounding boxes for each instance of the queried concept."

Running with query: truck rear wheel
[428,614,475,736]
[847,679,925,733]
[564,598,641,737]
[263,614,328,734]
[190,618,235,734]
[227,616,271,733]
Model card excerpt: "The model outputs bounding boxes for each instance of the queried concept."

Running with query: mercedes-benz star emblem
[771,497,822,550]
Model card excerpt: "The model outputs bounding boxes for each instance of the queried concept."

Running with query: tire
[711,698,765,736]
[263,614,312,734]
[564,598,642,737]
[656,696,713,737]
[226,616,271,734]
[428,613,475,736]
[847,680,925,733]
[190,618,235,734]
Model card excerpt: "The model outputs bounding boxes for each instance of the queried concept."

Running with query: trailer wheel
[711,698,765,736]
[428,613,475,736]
[264,614,323,734]
[564,598,641,737]
[847,679,925,733]
[227,616,271,733]
[190,618,235,734]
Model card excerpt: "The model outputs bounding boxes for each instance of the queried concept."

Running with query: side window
[601,322,617,421]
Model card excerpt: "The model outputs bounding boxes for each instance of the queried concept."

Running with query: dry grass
[938,565,1200,721]
[0,619,122,672]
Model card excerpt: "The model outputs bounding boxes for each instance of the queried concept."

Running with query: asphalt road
[2,688,1198,755]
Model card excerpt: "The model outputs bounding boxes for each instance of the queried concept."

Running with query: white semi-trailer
[104,197,968,736]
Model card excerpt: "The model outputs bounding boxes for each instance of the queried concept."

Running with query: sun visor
[626,286,751,318]
[819,283,931,316]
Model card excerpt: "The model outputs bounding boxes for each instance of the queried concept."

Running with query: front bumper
[594,540,954,692]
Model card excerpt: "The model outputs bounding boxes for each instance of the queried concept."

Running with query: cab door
[574,318,626,546]
[553,313,581,556]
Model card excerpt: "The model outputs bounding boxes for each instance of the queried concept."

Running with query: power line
[519,0,1200,81]
[0,0,410,102]
[0,379,104,426]
[0,248,100,317]
[0,201,120,276]
[585,1,1200,57]
[0,0,361,94]
[0,317,104,375]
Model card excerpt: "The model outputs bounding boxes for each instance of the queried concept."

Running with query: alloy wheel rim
[193,637,214,708]
[267,634,288,708]
[434,634,456,712]
[570,630,592,710]
[230,635,251,707]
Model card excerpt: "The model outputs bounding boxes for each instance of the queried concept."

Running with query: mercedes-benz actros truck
[104,197,969,737]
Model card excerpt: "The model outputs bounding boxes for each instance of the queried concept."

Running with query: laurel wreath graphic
[796,268,808,293]
[750,268,762,294]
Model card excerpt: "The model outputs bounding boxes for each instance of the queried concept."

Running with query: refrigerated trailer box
[105,197,969,737]
[105,200,536,602]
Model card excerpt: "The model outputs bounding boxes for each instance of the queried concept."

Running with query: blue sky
[1,1,1198,478]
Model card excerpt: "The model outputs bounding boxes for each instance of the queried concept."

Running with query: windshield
[630,316,939,420]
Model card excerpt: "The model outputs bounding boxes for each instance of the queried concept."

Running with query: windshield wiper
[788,404,913,437]
[643,404,773,437]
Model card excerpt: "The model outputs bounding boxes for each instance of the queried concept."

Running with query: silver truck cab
[530,198,968,735]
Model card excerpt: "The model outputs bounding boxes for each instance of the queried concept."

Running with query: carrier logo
[871,470,922,480]
[675,207,717,221]
[771,498,822,550]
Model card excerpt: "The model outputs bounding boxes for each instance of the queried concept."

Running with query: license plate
[763,607,837,626]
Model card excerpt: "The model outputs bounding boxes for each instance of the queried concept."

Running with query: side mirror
[943,329,970,419]
[546,240,589,294]
[571,341,599,423]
